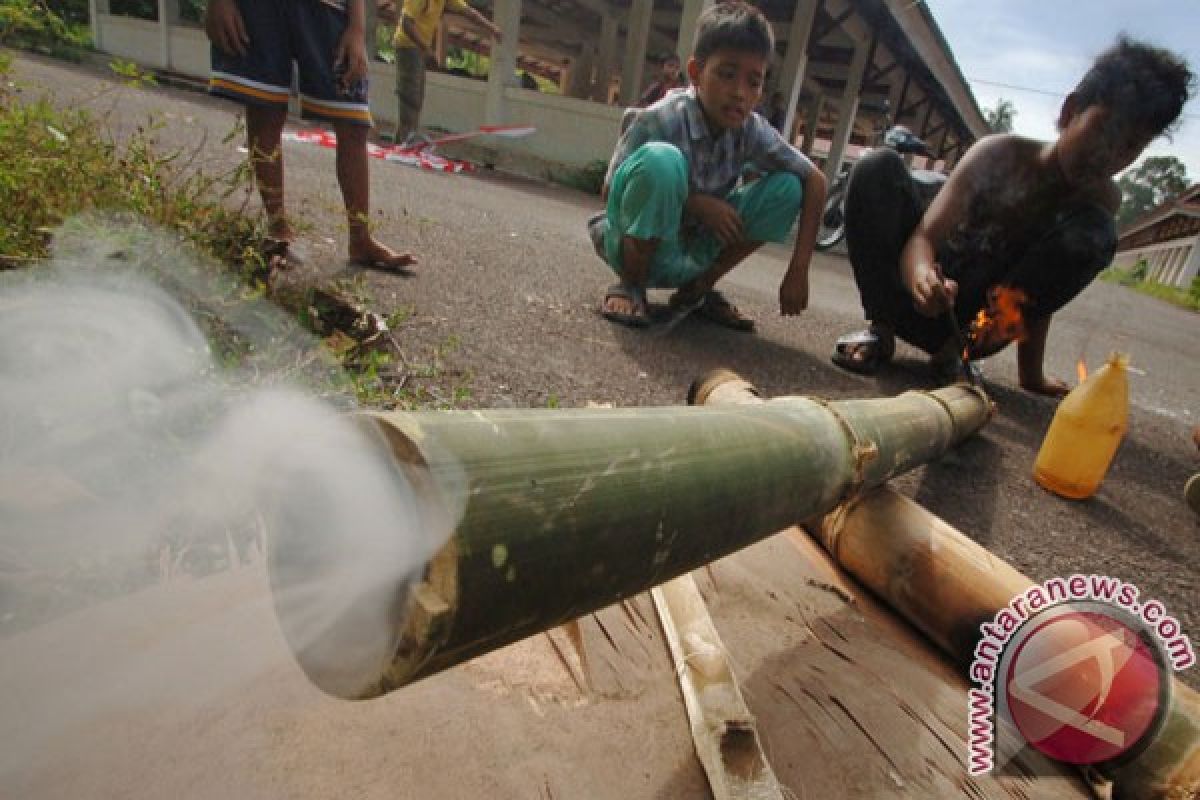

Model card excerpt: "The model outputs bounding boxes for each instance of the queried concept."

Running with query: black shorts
[209,0,372,126]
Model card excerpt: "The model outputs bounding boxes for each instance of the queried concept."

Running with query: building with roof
[87,0,988,182]
[1112,184,1200,289]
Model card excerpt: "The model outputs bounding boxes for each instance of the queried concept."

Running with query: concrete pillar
[800,93,822,156]
[822,35,869,184]
[776,0,817,144]
[90,0,107,52]
[485,0,522,124]
[676,0,714,66]
[567,43,595,100]
[592,13,620,103]
[620,0,654,107]
[156,0,179,69]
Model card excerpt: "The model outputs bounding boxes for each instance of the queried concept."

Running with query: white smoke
[0,219,447,794]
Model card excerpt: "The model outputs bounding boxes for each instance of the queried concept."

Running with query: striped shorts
[209,0,372,126]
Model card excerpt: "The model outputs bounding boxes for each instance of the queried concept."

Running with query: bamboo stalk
[651,576,785,800]
[266,382,991,700]
[691,370,1198,800]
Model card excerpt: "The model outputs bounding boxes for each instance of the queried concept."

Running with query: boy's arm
[780,167,827,315]
[1017,315,1070,397]
[205,0,249,56]
[335,0,369,86]
[900,135,1005,316]
[741,115,824,314]
[451,4,502,41]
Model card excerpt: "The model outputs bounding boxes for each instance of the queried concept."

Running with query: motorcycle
[815,125,940,251]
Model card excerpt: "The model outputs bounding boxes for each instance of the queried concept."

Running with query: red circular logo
[1004,609,1164,765]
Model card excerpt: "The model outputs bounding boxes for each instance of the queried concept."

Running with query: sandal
[601,283,650,328]
[696,289,755,332]
[832,327,895,375]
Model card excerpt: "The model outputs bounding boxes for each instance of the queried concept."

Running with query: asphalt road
[10,51,1199,662]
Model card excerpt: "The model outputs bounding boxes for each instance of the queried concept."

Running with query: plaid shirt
[605,87,814,198]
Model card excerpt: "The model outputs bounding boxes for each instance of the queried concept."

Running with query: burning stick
[943,310,979,387]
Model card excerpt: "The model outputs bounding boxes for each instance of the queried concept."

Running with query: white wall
[1113,235,1200,288]
[96,15,624,171]
[96,14,163,68]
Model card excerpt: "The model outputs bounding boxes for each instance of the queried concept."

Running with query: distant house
[1112,184,1200,288]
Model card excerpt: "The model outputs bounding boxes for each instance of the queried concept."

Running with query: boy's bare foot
[1019,374,1070,397]
[349,237,418,273]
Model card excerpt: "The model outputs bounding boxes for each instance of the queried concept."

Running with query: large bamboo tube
[693,370,1199,800]
[266,382,990,700]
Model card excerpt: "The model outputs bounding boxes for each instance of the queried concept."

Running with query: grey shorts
[394,47,426,132]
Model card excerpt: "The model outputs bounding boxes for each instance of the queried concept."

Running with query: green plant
[0,0,90,58]
[553,159,606,195]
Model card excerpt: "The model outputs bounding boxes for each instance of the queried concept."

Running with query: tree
[984,98,1016,133]
[1116,155,1189,227]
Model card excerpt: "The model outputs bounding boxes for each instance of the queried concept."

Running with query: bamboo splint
[651,575,785,800]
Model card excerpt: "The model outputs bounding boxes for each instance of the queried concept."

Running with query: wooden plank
[652,574,785,800]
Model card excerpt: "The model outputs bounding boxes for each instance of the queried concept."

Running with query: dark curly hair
[692,1,774,65]
[1071,34,1194,136]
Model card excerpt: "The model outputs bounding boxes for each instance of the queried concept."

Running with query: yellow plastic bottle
[1033,352,1129,499]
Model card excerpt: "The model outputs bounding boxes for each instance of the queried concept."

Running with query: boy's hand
[909,261,958,316]
[205,0,249,57]
[334,28,369,89]
[688,194,743,246]
[779,270,809,315]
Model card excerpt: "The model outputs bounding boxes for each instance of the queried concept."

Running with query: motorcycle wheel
[815,188,846,251]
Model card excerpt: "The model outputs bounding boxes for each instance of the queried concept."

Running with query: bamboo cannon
[265,381,990,701]
[691,370,1200,800]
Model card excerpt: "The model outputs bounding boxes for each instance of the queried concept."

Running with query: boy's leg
[835,148,938,368]
[672,171,803,328]
[288,1,415,268]
[245,105,291,242]
[843,148,924,324]
[332,121,416,268]
[392,47,425,143]
[206,0,293,241]
[598,142,689,319]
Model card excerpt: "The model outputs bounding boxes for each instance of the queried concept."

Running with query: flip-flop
[696,289,755,332]
[601,283,650,328]
[831,328,895,375]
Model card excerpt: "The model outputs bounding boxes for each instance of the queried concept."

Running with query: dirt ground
[1,52,1197,799]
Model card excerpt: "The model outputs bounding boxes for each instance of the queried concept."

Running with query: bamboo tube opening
[267,416,458,700]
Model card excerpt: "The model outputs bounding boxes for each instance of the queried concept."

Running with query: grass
[1099,266,1200,312]
[0,47,475,412]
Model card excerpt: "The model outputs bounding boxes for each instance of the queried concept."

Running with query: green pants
[601,142,803,288]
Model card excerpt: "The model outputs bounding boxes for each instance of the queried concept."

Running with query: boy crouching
[590,0,826,331]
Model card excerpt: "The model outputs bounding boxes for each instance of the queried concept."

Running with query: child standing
[390,0,502,144]
[206,0,416,271]
[832,36,1193,395]
[591,1,827,331]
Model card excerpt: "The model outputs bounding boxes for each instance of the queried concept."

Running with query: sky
[922,0,1200,183]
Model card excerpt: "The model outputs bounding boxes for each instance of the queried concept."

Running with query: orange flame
[1077,359,1088,384]
[970,287,1028,346]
